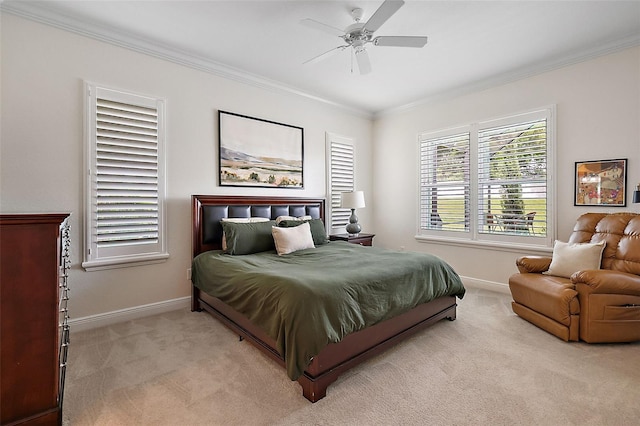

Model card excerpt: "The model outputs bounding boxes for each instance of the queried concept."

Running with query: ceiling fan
[300,0,428,75]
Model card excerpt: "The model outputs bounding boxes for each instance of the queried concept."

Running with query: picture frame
[218,110,304,188]
[574,158,627,206]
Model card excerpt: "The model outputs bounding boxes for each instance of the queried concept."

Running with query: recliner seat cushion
[509,273,579,326]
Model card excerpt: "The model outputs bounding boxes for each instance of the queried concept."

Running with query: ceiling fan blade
[374,36,428,48]
[304,45,348,65]
[362,0,405,33]
[355,49,372,75]
[299,18,344,37]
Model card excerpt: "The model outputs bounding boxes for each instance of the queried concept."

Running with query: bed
[191,195,465,402]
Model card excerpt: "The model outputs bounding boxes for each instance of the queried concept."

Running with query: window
[419,131,470,232]
[418,108,554,248]
[326,133,355,233]
[83,83,168,271]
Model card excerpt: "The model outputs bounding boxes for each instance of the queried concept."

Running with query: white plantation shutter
[326,134,355,231]
[84,83,168,270]
[419,131,470,233]
[478,116,548,236]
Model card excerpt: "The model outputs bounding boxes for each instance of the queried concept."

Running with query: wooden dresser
[1,214,70,426]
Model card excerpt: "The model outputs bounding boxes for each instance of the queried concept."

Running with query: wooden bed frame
[191,195,458,402]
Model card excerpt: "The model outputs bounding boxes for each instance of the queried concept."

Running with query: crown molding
[4,1,637,121]
[1,1,373,120]
[376,33,640,119]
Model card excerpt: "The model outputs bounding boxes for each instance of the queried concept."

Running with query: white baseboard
[69,296,191,332]
[460,275,511,294]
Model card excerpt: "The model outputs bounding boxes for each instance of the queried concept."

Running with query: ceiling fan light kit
[301,0,429,75]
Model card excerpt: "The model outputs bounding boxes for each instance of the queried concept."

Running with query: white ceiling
[4,1,640,116]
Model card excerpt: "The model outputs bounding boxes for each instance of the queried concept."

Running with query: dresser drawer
[329,233,375,246]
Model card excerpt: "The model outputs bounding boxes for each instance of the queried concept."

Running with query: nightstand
[329,233,375,246]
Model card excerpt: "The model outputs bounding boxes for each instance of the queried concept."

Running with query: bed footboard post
[298,375,328,403]
[191,286,202,312]
[445,305,457,321]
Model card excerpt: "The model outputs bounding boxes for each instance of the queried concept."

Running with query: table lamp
[341,191,365,235]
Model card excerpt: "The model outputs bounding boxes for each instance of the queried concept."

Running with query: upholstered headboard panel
[192,195,325,257]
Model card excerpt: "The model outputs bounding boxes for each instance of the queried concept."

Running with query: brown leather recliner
[509,213,640,343]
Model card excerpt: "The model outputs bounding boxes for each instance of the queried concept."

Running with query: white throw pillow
[544,240,606,278]
[271,222,315,255]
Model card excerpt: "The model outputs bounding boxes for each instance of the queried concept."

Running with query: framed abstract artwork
[574,158,627,206]
[218,111,303,188]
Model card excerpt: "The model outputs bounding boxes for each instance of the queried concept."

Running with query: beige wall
[372,46,640,289]
[2,12,639,321]
[0,14,373,319]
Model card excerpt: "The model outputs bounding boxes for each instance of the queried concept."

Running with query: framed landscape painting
[218,111,303,188]
[574,158,627,206]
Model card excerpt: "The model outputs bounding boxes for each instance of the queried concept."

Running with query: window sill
[82,252,170,272]
[414,234,553,256]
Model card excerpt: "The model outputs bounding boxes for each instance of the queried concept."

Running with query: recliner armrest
[572,269,640,296]
[516,256,552,274]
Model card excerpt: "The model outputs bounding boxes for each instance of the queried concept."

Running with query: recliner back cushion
[569,213,640,275]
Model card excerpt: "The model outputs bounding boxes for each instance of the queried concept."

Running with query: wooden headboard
[191,195,325,257]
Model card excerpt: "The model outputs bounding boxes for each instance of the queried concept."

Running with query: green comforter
[192,241,465,380]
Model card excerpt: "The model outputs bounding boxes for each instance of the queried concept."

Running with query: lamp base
[345,209,361,235]
[345,223,361,235]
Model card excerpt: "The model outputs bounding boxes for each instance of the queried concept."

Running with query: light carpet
[63,287,640,425]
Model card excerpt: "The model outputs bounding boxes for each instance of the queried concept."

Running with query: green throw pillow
[220,220,276,255]
[277,218,328,246]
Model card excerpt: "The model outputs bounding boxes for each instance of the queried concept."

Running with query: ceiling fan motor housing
[343,23,373,47]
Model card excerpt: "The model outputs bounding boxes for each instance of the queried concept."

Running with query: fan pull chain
[350,49,354,74]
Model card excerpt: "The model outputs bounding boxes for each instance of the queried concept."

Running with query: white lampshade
[341,191,365,209]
